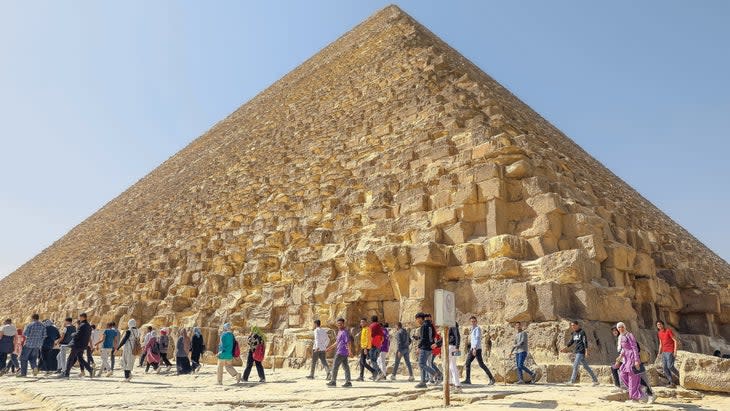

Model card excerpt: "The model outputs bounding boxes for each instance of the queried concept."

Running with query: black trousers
[86,347,95,365]
[359,349,375,379]
[41,348,59,371]
[465,349,494,381]
[160,353,172,366]
[243,350,265,381]
[64,347,93,377]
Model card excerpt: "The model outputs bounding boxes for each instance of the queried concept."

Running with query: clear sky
[1,1,728,278]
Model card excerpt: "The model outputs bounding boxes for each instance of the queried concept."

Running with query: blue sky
[1,1,728,278]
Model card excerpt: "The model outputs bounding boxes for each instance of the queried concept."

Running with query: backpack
[232,339,241,358]
[635,340,650,364]
[253,342,265,362]
[151,341,161,355]
[131,330,142,356]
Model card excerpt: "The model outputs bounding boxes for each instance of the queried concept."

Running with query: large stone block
[484,234,529,259]
[533,282,571,321]
[677,351,730,393]
[604,242,636,271]
[410,242,447,267]
[503,282,535,322]
[442,221,474,245]
[450,243,485,265]
[576,234,607,262]
[471,257,521,280]
[525,249,600,284]
[526,193,566,215]
[431,207,457,227]
[680,289,720,314]
[477,178,506,200]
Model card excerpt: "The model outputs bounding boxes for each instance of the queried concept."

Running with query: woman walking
[191,327,205,373]
[158,328,173,371]
[216,323,240,385]
[117,319,140,382]
[616,322,646,403]
[144,330,161,373]
[176,328,193,374]
[242,326,266,383]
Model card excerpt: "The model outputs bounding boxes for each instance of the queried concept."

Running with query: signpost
[434,289,456,407]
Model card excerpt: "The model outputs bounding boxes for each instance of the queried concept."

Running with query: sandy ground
[5,365,730,411]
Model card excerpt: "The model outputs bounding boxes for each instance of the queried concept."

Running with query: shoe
[55,374,69,379]
[356,376,364,382]
[461,380,471,385]
[343,381,352,387]
[326,373,331,380]
[326,381,336,387]
[533,370,542,384]
[155,367,161,374]
[88,370,94,379]
[124,378,131,383]
[259,378,265,383]
[647,395,655,404]
[592,381,600,386]
[415,382,428,388]
[389,374,396,381]
[408,375,414,382]
[32,368,39,377]
[377,373,386,381]
[488,379,496,385]
[306,375,314,379]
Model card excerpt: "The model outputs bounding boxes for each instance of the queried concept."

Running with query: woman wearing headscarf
[40,319,59,373]
[144,330,161,373]
[242,326,266,383]
[117,319,140,382]
[217,323,240,385]
[616,322,645,403]
[191,327,205,373]
[176,328,193,374]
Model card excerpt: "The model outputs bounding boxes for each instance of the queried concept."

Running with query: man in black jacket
[60,313,94,378]
[560,320,598,385]
[413,312,438,388]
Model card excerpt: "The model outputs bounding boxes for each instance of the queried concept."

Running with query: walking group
[2,311,682,405]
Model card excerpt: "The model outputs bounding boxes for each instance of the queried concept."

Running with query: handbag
[253,343,265,362]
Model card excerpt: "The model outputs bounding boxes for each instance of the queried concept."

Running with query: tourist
[326,318,353,387]
[560,320,598,385]
[216,323,240,385]
[158,328,173,371]
[356,318,375,381]
[0,318,15,374]
[191,327,205,372]
[368,315,385,381]
[616,322,646,402]
[611,325,654,402]
[20,313,46,377]
[306,319,331,380]
[242,326,266,382]
[390,322,414,381]
[61,313,94,378]
[117,319,140,382]
[462,316,495,385]
[40,319,59,374]
[656,320,680,388]
[377,322,390,378]
[447,321,462,391]
[99,322,118,377]
[109,322,119,373]
[426,313,443,384]
[55,317,75,374]
[144,330,161,373]
[10,328,24,374]
[510,321,538,384]
[86,324,101,370]
[176,328,193,374]
[413,312,437,388]
[139,325,153,367]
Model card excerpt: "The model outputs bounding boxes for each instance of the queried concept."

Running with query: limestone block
[443,265,469,281]
[677,351,730,393]
[485,198,508,238]
[521,212,562,240]
[477,178,506,201]
[603,242,636,271]
[458,203,487,223]
[719,304,730,324]
[505,159,532,179]
[633,277,657,303]
[430,191,451,209]
[633,252,656,276]
[680,289,720,314]
[410,242,447,267]
[472,257,520,280]
[503,282,535,322]
[533,282,571,321]
[453,183,478,205]
[450,243,485,265]
[484,234,529,259]
[526,193,566,215]
[431,207,457,227]
[562,213,603,238]
[442,221,474,245]
[526,236,559,257]
[375,245,409,272]
[680,313,714,335]
[576,234,607,262]
[527,249,600,284]
[521,176,550,198]
[399,194,429,215]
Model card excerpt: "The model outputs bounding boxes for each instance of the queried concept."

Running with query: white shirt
[1,324,15,337]
[313,327,329,351]
[91,329,103,345]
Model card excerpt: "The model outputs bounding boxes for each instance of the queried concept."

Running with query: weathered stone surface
[677,351,730,393]
[0,4,727,371]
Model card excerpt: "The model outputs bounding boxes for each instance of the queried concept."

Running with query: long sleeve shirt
[396,328,410,351]
[313,327,329,351]
[448,322,460,347]
[23,321,47,349]
[470,325,482,351]
[567,328,588,354]
[512,330,528,354]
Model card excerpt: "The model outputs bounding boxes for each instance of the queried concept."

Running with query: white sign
[434,289,456,327]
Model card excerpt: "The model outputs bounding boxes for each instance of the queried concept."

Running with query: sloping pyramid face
[2,5,728,362]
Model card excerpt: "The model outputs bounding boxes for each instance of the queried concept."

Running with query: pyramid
[2,5,728,366]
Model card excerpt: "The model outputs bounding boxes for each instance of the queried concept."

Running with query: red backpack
[232,339,241,358]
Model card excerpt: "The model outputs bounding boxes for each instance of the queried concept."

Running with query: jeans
[661,352,679,384]
[10,353,19,372]
[359,349,375,379]
[0,352,7,370]
[516,351,534,382]
[429,352,442,380]
[309,350,330,377]
[86,347,95,365]
[418,349,437,383]
[330,354,351,383]
[570,353,597,383]
[20,346,40,376]
[392,348,413,376]
[465,348,494,382]
[368,347,381,375]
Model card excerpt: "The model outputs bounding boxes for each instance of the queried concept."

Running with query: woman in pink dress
[144,330,161,373]
[11,329,25,374]
[616,322,644,402]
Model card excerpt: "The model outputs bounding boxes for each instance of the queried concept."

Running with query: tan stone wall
[1,5,728,365]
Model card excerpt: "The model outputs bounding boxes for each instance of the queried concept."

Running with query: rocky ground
[4,367,729,411]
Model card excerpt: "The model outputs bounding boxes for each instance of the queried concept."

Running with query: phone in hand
[452,350,461,357]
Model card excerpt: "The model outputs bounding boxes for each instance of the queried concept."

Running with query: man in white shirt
[306,320,331,380]
[462,316,495,385]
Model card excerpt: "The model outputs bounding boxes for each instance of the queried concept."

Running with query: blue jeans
[20,346,40,376]
[392,348,413,376]
[570,353,597,383]
[418,349,437,383]
[662,352,679,383]
[368,347,381,375]
[516,351,534,382]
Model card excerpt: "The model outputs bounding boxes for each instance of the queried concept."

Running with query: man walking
[55,317,75,374]
[390,322,414,381]
[98,322,118,376]
[447,321,462,392]
[368,315,385,380]
[356,318,376,381]
[561,320,598,385]
[656,320,679,388]
[462,316,495,385]
[414,312,438,388]
[510,322,538,384]
[19,313,46,377]
[61,313,94,378]
[326,318,352,387]
[306,320,331,380]
[0,318,17,375]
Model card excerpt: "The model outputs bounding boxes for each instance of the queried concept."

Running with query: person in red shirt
[368,316,385,381]
[656,320,679,388]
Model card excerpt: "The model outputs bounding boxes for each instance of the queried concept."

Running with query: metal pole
[443,325,450,407]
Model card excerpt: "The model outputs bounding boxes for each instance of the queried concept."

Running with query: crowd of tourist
[0,311,684,404]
